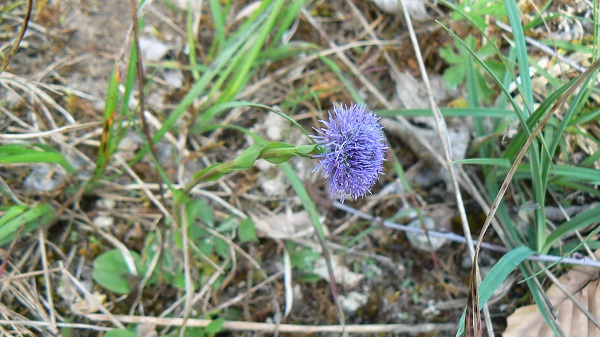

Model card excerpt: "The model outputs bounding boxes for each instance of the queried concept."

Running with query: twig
[0,320,111,332]
[129,0,166,206]
[332,201,600,268]
[86,314,456,334]
[60,263,126,329]
[178,204,193,337]
[0,0,32,74]
[38,227,57,334]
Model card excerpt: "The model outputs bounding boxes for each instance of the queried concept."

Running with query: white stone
[405,217,448,252]
[341,291,369,313]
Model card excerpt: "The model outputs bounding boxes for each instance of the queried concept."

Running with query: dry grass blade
[0,0,31,74]
[504,250,600,337]
[467,58,600,336]
[129,0,166,204]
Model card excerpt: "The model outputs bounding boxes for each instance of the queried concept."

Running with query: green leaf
[173,272,187,290]
[439,46,463,64]
[186,199,213,226]
[443,64,466,87]
[205,317,225,333]
[214,236,230,259]
[238,218,258,243]
[456,246,534,336]
[92,249,144,294]
[104,329,138,337]
[233,143,265,170]
[0,203,54,246]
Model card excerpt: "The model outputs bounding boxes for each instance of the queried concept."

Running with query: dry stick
[314,232,345,330]
[0,0,31,74]
[178,205,194,337]
[129,0,166,206]
[86,314,456,334]
[467,57,600,336]
[37,227,57,334]
[0,320,111,332]
[332,201,600,268]
[0,224,26,279]
[60,264,126,329]
[393,0,494,334]
[214,270,284,312]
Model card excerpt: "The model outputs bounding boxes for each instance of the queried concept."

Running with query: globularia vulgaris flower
[312,103,387,202]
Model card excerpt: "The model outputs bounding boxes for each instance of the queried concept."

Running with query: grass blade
[457,246,534,336]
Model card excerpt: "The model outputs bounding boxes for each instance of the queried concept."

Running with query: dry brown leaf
[249,209,314,239]
[503,250,600,337]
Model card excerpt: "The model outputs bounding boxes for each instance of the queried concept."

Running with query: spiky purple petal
[311,103,387,202]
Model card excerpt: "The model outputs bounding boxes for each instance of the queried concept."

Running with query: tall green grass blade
[219,0,286,103]
[451,158,511,167]
[514,164,600,184]
[209,0,226,48]
[279,163,325,240]
[0,145,75,174]
[90,69,120,185]
[502,76,576,159]
[541,76,594,189]
[569,105,600,126]
[194,101,311,138]
[319,55,361,102]
[543,206,600,253]
[270,0,306,47]
[0,203,54,245]
[504,0,534,114]
[456,246,534,336]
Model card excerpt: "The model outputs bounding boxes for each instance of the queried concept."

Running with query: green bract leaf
[193,163,225,182]
[234,143,266,170]
[261,142,319,164]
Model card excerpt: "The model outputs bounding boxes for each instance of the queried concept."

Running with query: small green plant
[440,35,505,104]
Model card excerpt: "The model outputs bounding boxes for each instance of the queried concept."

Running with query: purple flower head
[311,103,387,202]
